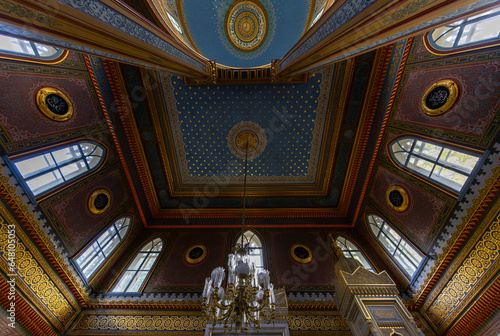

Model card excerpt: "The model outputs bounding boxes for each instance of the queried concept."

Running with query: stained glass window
[111,237,163,293]
[430,6,500,49]
[75,217,131,279]
[390,137,479,192]
[335,236,375,272]
[367,214,423,277]
[13,142,105,196]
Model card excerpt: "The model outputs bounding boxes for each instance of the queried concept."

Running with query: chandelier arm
[215,304,235,322]
[243,304,261,325]
[246,293,270,312]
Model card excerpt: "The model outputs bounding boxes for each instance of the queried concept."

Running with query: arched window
[0,33,63,59]
[13,141,105,196]
[335,236,375,272]
[367,214,423,277]
[74,217,131,280]
[111,237,163,293]
[429,6,500,50]
[390,137,479,192]
[235,230,264,273]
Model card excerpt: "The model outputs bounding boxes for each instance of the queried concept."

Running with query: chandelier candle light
[202,132,276,332]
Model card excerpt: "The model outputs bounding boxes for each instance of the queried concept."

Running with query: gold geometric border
[290,244,313,264]
[0,204,79,331]
[70,310,206,334]
[88,189,111,215]
[184,245,207,264]
[386,185,409,212]
[35,87,74,122]
[420,79,459,116]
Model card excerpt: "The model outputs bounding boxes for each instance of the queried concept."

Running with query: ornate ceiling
[111,47,392,223]
[150,0,314,67]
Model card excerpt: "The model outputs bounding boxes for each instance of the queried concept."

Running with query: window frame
[109,237,164,294]
[0,33,67,64]
[334,235,376,272]
[10,141,106,200]
[424,5,500,55]
[366,213,424,279]
[71,216,132,286]
[234,229,265,273]
[389,136,482,196]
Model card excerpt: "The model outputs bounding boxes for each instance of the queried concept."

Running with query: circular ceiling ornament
[226,1,267,52]
[217,0,276,60]
[290,244,313,264]
[185,245,207,264]
[228,121,267,160]
[386,186,409,212]
[88,189,111,215]
[36,87,73,122]
[421,80,459,116]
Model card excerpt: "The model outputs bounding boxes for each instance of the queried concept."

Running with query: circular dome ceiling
[172,0,312,68]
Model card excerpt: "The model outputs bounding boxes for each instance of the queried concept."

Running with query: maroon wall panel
[151,231,228,287]
[0,73,102,142]
[270,231,335,287]
[369,166,445,243]
[52,168,128,247]
[393,61,500,137]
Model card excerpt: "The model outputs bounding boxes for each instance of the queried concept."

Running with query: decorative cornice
[410,148,500,308]
[84,55,148,226]
[0,275,58,336]
[446,276,500,336]
[0,159,88,306]
[352,38,412,224]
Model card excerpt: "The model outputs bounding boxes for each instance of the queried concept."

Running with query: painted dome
[151,0,314,68]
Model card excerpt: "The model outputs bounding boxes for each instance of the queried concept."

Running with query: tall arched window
[0,33,63,59]
[390,137,479,192]
[429,6,500,50]
[74,217,131,280]
[367,214,423,277]
[235,230,264,273]
[111,237,163,293]
[335,236,375,272]
[13,141,105,196]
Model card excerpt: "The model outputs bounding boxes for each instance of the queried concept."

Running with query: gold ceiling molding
[351,41,412,225]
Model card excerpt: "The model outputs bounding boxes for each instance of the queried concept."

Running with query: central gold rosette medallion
[225,0,268,52]
[228,121,267,160]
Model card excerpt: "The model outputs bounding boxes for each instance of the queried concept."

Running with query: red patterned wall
[150,231,228,287]
[393,61,500,137]
[369,166,445,243]
[270,230,335,286]
[52,168,129,248]
[0,72,102,143]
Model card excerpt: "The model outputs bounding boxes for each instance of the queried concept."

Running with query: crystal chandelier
[202,133,276,332]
